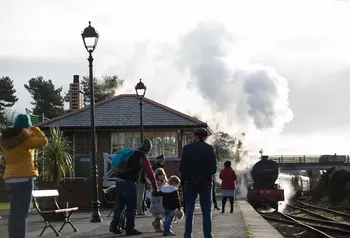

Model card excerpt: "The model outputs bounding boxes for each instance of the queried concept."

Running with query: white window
[110,131,178,157]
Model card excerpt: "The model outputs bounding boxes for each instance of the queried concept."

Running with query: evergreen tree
[24,77,64,119]
[0,76,18,122]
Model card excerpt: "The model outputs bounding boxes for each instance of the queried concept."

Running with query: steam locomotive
[247,155,284,210]
[246,155,311,210]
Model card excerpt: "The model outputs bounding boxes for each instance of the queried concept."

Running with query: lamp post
[81,21,102,223]
[135,79,146,142]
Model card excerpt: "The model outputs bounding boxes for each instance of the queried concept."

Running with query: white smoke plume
[277,178,296,212]
[115,21,293,152]
[233,154,260,199]
[175,21,293,135]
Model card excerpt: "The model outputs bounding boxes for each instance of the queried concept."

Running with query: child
[161,175,182,236]
[150,168,168,232]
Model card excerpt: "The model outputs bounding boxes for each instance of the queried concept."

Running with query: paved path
[0,204,250,238]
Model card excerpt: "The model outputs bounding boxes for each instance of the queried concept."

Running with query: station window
[111,131,178,157]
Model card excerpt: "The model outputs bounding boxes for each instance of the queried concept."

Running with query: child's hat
[174,209,184,220]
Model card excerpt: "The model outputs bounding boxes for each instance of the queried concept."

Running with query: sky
[1,0,350,155]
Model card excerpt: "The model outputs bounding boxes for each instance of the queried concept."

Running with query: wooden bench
[32,189,79,236]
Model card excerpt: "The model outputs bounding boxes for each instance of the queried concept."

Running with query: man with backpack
[180,128,217,238]
[110,138,158,236]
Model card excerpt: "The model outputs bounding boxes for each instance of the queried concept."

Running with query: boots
[152,218,163,233]
[221,197,227,213]
[229,197,234,213]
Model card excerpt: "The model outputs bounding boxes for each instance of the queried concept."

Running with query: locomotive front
[247,155,285,210]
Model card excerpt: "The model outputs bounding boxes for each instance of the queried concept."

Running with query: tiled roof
[38,94,207,128]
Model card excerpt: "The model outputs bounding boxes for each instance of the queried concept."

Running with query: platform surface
[0,201,283,237]
[239,200,284,238]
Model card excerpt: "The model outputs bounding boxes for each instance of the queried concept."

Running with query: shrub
[328,168,350,204]
[37,127,73,188]
[310,167,335,201]
[311,167,350,204]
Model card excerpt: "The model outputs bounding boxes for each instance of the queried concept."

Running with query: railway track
[261,212,350,238]
[287,204,337,222]
[296,201,350,221]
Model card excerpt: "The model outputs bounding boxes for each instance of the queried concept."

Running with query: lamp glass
[136,88,146,99]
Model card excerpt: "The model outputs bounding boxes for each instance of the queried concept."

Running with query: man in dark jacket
[180,128,217,238]
[109,139,158,236]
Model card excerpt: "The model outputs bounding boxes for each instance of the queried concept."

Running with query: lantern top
[82,21,98,38]
[81,21,99,53]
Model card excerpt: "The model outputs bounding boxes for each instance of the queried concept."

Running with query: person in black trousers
[212,177,220,210]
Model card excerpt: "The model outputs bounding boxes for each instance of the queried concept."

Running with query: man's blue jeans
[110,180,137,233]
[184,182,213,238]
[7,179,34,238]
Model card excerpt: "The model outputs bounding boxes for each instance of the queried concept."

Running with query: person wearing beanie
[110,138,158,236]
[0,114,48,238]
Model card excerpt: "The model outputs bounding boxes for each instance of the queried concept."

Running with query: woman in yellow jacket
[0,114,48,238]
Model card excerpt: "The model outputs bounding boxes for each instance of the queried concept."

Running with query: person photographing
[0,114,48,238]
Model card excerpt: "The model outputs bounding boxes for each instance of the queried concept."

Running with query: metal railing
[269,155,350,164]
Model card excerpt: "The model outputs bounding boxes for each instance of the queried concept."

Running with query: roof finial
[88,21,91,26]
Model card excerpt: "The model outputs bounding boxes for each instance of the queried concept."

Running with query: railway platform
[239,200,283,238]
[0,200,282,237]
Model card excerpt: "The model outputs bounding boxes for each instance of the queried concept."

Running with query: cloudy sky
[1,0,350,154]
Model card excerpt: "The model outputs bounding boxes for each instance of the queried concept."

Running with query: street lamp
[81,21,102,223]
[135,79,146,142]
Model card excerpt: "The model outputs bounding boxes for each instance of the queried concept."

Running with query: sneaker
[126,229,142,236]
[109,227,123,234]
[163,231,176,236]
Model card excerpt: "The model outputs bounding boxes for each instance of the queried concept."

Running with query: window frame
[110,131,179,158]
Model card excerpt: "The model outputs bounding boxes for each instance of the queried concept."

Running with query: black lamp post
[135,79,146,142]
[81,21,102,223]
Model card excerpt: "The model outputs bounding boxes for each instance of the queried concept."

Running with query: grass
[0,202,34,211]
[0,202,10,210]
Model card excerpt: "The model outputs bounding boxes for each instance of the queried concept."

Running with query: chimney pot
[73,75,79,84]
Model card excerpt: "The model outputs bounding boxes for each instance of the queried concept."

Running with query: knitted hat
[138,138,152,153]
[174,209,184,220]
[13,114,32,129]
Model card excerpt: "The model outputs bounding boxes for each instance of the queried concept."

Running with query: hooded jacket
[161,185,181,211]
[0,127,48,180]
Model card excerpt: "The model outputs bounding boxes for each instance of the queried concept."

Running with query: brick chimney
[68,75,84,111]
